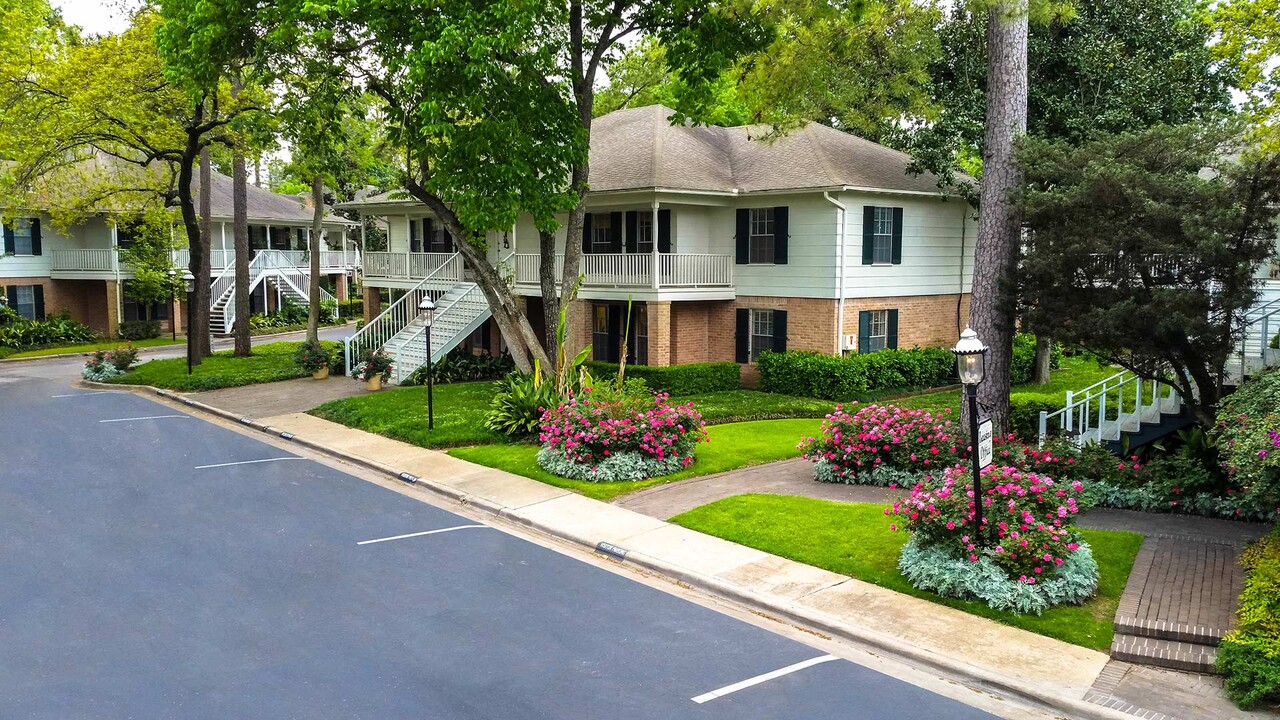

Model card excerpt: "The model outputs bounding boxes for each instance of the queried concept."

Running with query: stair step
[1113,616,1227,646]
[1110,633,1219,674]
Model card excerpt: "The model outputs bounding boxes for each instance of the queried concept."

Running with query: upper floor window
[636,213,654,254]
[872,207,894,264]
[591,213,614,253]
[749,208,775,264]
[12,219,34,255]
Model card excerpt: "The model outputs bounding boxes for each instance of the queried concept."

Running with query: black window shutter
[891,207,904,265]
[582,213,592,254]
[887,309,899,349]
[607,305,622,362]
[444,227,454,253]
[2,222,13,255]
[861,206,875,265]
[658,209,672,253]
[423,218,433,252]
[857,310,872,354]
[33,285,45,320]
[735,308,750,363]
[772,310,788,352]
[625,211,638,253]
[5,285,16,309]
[30,219,41,256]
[609,211,623,253]
[735,209,750,264]
[773,207,788,265]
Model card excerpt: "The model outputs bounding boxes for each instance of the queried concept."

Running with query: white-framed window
[12,219,34,255]
[750,308,774,361]
[591,214,613,253]
[632,304,649,365]
[872,207,894,264]
[749,207,774,264]
[636,213,654,254]
[866,309,889,352]
[14,285,36,319]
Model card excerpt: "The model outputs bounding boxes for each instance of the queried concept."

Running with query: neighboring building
[341,105,977,380]
[0,172,359,336]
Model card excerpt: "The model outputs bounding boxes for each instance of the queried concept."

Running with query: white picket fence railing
[1038,370,1181,447]
[344,253,464,375]
[511,253,734,289]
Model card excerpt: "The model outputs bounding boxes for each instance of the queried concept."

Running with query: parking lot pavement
[0,378,1002,720]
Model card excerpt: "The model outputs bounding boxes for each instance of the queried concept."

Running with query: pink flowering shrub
[798,404,962,483]
[537,389,708,480]
[888,464,1087,582]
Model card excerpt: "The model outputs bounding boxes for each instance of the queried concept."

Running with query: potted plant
[295,339,331,380]
[355,349,393,390]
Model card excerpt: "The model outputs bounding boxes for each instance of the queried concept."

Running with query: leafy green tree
[1213,0,1280,150]
[1017,124,1280,425]
[116,206,185,311]
[594,39,751,126]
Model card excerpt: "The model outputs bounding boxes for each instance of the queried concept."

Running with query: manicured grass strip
[448,418,824,501]
[670,494,1143,651]
[677,390,835,425]
[106,341,339,392]
[311,381,509,449]
[2,337,184,359]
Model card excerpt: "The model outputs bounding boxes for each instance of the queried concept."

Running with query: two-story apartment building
[343,105,976,378]
[1,171,359,336]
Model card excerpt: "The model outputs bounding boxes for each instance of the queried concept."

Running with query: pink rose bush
[887,464,1098,614]
[799,404,963,486]
[536,389,708,482]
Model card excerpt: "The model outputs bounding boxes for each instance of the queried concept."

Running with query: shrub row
[584,361,740,396]
[0,309,97,349]
[338,299,363,318]
[757,347,955,400]
[119,320,162,341]
[1010,333,1064,385]
[1217,527,1280,709]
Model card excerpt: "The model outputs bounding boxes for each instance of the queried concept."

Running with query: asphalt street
[0,363,1004,719]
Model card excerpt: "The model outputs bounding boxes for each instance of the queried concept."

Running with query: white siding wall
[728,194,839,299]
[839,192,975,299]
[384,215,410,253]
[0,213,113,278]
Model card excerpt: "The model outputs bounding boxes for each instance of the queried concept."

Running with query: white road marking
[690,655,840,704]
[357,525,489,545]
[98,414,189,423]
[53,391,121,398]
[193,457,304,469]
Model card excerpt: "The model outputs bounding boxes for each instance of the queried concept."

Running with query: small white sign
[977,419,994,470]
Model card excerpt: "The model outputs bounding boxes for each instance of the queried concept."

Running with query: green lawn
[448,418,823,501]
[671,494,1143,650]
[105,341,338,391]
[1,336,184,359]
[894,356,1118,416]
[311,381,509,449]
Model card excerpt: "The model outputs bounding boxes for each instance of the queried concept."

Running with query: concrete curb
[90,379,1138,720]
[2,324,356,365]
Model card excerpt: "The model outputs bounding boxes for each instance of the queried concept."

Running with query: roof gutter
[824,191,849,356]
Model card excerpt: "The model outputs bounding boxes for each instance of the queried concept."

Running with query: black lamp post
[343,264,354,320]
[184,275,196,375]
[166,268,178,340]
[419,297,436,430]
[952,327,990,547]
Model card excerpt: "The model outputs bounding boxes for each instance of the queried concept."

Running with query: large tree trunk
[1032,335,1052,384]
[967,0,1029,434]
[178,113,210,368]
[232,149,251,356]
[197,146,214,358]
[307,176,323,344]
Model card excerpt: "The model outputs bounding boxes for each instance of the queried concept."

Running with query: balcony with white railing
[363,252,461,282]
[510,252,735,297]
[50,247,360,277]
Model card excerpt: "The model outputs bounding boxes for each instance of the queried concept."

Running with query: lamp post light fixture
[184,275,196,375]
[952,327,991,547]
[419,297,436,430]
[343,264,355,320]
[166,268,178,340]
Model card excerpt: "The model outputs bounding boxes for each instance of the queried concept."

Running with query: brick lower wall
[842,293,970,351]
[1,278,118,335]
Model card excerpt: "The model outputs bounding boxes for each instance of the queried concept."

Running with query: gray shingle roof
[198,171,356,226]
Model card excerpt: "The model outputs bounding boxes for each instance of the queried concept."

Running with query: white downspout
[651,199,660,290]
[824,192,848,355]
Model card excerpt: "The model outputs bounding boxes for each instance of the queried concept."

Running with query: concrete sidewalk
[196,408,1122,720]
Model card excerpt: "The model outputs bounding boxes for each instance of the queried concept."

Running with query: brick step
[1110,633,1219,674]
[1113,615,1228,646]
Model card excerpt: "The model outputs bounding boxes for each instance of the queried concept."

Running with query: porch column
[648,301,672,367]
[651,200,660,290]
[104,280,122,338]
[362,284,381,324]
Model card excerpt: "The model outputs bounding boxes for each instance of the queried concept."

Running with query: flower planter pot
[312,367,330,380]
[365,376,383,391]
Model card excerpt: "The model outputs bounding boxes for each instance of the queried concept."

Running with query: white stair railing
[1236,297,1280,380]
[344,253,463,375]
[1038,370,1181,447]
[210,251,272,334]
[391,284,486,382]
[266,254,338,317]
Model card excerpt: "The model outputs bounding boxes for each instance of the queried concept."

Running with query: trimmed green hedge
[585,361,741,395]
[1011,333,1064,385]
[338,299,363,317]
[1218,527,1280,709]
[756,347,955,400]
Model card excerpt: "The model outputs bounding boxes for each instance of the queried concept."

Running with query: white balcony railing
[512,253,734,290]
[364,252,458,280]
[51,249,116,272]
[52,247,357,274]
